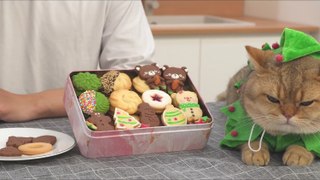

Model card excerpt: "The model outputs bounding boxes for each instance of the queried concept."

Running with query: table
[0,102,319,179]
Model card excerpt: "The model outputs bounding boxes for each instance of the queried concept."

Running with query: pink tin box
[63,69,214,158]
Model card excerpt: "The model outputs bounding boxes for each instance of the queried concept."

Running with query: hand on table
[0,88,67,122]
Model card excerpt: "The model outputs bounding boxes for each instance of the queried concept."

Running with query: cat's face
[242,46,320,135]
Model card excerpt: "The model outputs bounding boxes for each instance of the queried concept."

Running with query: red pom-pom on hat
[228,106,235,112]
[272,42,280,49]
[275,54,283,63]
[231,130,238,137]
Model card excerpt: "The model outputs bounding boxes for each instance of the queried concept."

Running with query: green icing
[164,110,186,125]
[94,92,110,114]
[117,119,139,125]
[72,72,102,91]
[165,111,182,117]
[179,103,200,109]
[117,115,131,119]
[86,121,97,130]
[167,119,186,125]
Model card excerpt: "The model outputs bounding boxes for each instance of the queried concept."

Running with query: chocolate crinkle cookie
[0,146,22,156]
[6,136,33,148]
[33,135,57,145]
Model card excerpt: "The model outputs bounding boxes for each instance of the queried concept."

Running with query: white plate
[0,128,75,161]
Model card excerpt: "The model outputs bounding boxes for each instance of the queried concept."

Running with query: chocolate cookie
[87,113,114,131]
[162,65,188,93]
[0,146,22,156]
[137,102,161,127]
[135,63,165,89]
[33,135,57,145]
[6,136,33,148]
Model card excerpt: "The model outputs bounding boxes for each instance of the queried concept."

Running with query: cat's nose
[284,113,293,122]
[281,104,296,121]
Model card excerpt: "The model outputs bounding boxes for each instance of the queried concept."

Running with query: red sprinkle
[272,42,280,49]
[275,54,283,62]
[231,130,238,137]
[228,106,235,112]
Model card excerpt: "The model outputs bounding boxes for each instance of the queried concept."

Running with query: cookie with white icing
[113,108,141,130]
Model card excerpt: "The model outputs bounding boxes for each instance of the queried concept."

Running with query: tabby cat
[223,46,320,166]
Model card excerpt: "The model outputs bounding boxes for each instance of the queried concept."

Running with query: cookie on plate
[6,136,33,148]
[0,146,22,156]
[33,135,57,145]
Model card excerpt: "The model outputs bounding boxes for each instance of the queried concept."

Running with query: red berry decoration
[231,130,238,137]
[140,124,150,128]
[195,119,204,124]
[275,54,283,63]
[228,106,235,112]
[272,42,280,49]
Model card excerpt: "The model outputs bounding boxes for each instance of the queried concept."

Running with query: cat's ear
[245,46,268,73]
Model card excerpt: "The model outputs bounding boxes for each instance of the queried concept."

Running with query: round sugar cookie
[162,105,187,126]
[142,90,172,113]
[18,142,53,155]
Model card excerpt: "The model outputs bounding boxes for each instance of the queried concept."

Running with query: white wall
[244,0,320,39]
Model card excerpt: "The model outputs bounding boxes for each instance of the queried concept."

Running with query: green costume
[220,28,320,157]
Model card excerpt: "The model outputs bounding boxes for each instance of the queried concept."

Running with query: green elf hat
[263,28,320,63]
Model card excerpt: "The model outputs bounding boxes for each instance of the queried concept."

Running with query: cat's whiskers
[291,118,320,134]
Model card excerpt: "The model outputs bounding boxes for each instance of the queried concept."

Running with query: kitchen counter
[1,102,320,179]
[151,16,319,36]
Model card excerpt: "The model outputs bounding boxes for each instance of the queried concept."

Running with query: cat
[222,45,320,166]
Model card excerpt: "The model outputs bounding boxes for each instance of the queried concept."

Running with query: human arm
[0,88,66,122]
[99,1,155,69]
[0,1,154,123]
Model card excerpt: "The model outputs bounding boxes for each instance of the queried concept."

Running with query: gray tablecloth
[0,102,320,180]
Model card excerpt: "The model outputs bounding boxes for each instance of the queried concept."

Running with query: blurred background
[142,0,320,103]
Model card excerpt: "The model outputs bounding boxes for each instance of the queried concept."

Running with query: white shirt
[0,1,155,94]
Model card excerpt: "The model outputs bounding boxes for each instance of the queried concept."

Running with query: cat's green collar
[220,100,320,157]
